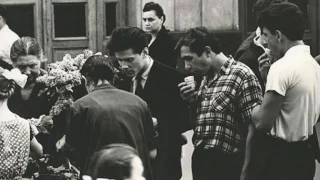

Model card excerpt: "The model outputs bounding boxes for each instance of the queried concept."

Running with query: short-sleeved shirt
[65,84,157,180]
[266,45,320,142]
[0,114,32,179]
[193,58,262,154]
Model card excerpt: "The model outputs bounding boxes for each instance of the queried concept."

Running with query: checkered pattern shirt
[193,58,262,154]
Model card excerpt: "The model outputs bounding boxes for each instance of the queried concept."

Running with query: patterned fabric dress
[0,115,31,179]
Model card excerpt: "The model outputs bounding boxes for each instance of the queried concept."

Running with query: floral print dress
[0,115,31,179]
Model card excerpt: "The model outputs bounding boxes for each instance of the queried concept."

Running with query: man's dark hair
[0,4,8,21]
[87,144,138,180]
[143,1,166,23]
[252,0,287,20]
[107,27,149,54]
[175,27,222,57]
[257,2,305,41]
[80,55,115,84]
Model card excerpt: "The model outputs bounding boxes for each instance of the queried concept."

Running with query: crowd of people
[1,1,320,180]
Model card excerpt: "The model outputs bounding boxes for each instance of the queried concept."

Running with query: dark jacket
[65,84,156,180]
[115,60,190,180]
[234,32,265,92]
[148,26,177,68]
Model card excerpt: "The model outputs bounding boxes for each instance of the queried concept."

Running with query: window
[53,3,86,38]
[5,5,35,37]
[105,2,117,36]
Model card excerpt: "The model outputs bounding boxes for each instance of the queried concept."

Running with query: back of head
[10,37,44,63]
[257,2,305,41]
[0,70,16,101]
[107,27,149,54]
[80,55,115,84]
[143,1,166,23]
[252,0,287,20]
[175,27,222,57]
[87,144,138,180]
[0,4,8,22]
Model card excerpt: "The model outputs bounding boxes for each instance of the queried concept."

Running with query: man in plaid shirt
[177,27,262,180]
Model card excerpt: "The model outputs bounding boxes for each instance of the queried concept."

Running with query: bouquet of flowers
[36,49,96,116]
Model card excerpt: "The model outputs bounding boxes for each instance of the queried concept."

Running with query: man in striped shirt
[177,27,262,180]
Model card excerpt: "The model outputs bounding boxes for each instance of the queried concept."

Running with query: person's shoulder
[232,59,252,71]
[11,114,29,126]
[231,60,257,78]
[157,26,175,43]
[114,88,149,108]
[6,26,19,40]
[236,42,264,64]
[152,60,182,82]
[153,60,179,74]
[234,32,256,59]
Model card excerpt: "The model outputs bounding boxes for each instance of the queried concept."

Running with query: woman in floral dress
[0,68,43,179]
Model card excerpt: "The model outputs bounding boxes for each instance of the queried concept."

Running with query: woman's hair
[80,55,115,84]
[10,37,45,63]
[87,144,138,180]
[143,2,166,23]
[0,71,16,100]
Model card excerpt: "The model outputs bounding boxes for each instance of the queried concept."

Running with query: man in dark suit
[108,27,190,180]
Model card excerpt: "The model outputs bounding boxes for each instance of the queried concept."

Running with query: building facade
[0,0,319,63]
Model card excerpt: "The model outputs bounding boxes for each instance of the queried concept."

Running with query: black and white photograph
[1,0,320,179]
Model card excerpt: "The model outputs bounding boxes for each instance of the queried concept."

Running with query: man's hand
[258,52,271,82]
[149,149,157,160]
[56,135,66,152]
[178,82,197,103]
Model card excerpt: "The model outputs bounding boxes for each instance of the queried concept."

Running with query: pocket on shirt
[208,91,232,112]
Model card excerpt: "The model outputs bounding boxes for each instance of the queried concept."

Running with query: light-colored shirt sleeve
[265,63,290,96]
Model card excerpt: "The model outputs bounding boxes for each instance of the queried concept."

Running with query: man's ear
[160,16,164,23]
[275,30,283,43]
[0,15,4,24]
[141,47,149,58]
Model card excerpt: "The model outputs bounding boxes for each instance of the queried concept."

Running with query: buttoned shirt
[0,25,19,64]
[193,58,262,154]
[132,57,154,94]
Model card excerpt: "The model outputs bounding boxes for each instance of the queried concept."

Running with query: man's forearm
[242,124,254,174]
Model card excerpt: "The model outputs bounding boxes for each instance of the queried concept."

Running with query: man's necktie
[135,75,143,98]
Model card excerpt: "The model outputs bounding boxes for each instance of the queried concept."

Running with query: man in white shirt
[0,5,19,68]
[252,2,320,180]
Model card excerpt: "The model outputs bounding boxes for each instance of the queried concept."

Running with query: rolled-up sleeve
[238,72,263,124]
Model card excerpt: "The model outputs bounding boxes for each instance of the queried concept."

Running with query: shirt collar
[204,56,233,85]
[92,83,115,92]
[284,45,310,57]
[220,56,234,75]
[133,56,154,81]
